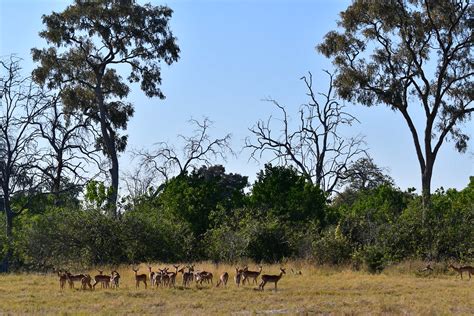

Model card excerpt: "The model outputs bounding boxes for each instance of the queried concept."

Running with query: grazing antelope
[148,266,155,287]
[234,267,244,287]
[57,271,68,290]
[81,274,93,290]
[133,268,148,288]
[242,265,262,285]
[92,271,111,289]
[216,272,229,288]
[258,268,286,291]
[449,264,474,280]
[111,271,121,288]
[66,272,87,289]
[195,271,213,286]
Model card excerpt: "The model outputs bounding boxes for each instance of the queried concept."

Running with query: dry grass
[0,262,472,315]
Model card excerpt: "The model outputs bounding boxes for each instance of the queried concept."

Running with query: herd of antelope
[56,265,290,291]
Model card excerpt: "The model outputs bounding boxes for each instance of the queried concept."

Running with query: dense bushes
[1,166,472,271]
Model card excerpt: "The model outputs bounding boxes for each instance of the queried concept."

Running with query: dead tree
[0,56,47,272]
[32,93,102,205]
[134,117,233,198]
[246,71,366,195]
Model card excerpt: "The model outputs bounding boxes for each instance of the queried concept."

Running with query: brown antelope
[81,274,93,290]
[66,272,87,289]
[148,266,155,287]
[158,268,170,287]
[179,266,194,287]
[111,271,121,288]
[133,268,148,288]
[57,271,68,290]
[92,271,111,289]
[242,265,262,285]
[216,272,229,288]
[449,264,474,280]
[195,271,213,286]
[259,268,286,291]
[234,267,244,287]
[167,265,180,288]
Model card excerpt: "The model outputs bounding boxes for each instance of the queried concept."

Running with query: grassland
[0,262,472,315]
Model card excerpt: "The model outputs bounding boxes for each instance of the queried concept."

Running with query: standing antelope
[148,266,155,287]
[158,268,170,287]
[81,274,93,290]
[258,268,286,291]
[133,268,148,288]
[111,271,121,288]
[195,271,213,286]
[449,264,474,280]
[234,267,244,287]
[167,265,180,288]
[92,271,111,289]
[66,272,87,289]
[57,271,68,290]
[179,266,194,287]
[216,272,229,288]
[242,265,262,285]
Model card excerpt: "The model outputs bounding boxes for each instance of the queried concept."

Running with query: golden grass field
[0,261,472,315]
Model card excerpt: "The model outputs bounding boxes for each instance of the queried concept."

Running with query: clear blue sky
[1,0,472,192]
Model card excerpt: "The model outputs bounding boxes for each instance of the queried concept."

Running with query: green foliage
[311,226,352,265]
[84,181,114,209]
[250,164,327,224]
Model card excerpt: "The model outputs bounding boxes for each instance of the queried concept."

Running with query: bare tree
[0,56,47,272]
[134,117,233,197]
[32,93,103,205]
[246,71,366,195]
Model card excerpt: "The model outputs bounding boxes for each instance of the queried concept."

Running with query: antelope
[258,268,286,291]
[92,271,111,289]
[148,266,155,287]
[242,265,262,285]
[81,274,93,290]
[133,268,148,288]
[195,271,213,286]
[66,272,87,289]
[216,272,229,288]
[179,265,194,287]
[167,265,180,288]
[158,268,170,287]
[57,270,68,290]
[449,264,474,280]
[111,271,121,288]
[234,267,244,287]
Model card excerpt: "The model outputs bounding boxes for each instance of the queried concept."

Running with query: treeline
[2,164,472,272]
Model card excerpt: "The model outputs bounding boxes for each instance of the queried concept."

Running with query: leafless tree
[134,117,233,197]
[0,56,47,272]
[32,93,103,205]
[245,71,366,195]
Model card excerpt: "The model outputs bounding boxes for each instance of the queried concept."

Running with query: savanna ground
[0,262,472,315]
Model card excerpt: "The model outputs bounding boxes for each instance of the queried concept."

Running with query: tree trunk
[421,157,434,222]
[95,83,118,217]
[0,193,13,273]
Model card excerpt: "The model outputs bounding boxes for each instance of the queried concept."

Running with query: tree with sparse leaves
[318,0,473,210]
[32,0,180,217]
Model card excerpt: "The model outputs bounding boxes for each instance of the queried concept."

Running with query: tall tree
[246,71,366,195]
[318,0,473,209]
[0,56,47,272]
[32,0,180,216]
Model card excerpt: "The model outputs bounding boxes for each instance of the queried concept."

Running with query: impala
[133,268,148,288]
[148,266,156,287]
[66,272,87,289]
[449,264,474,280]
[81,274,93,290]
[258,268,286,291]
[234,267,244,287]
[179,266,194,287]
[57,271,68,290]
[242,265,262,285]
[92,272,111,289]
[195,271,213,286]
[111,271,121,288]
[216,272,229,288]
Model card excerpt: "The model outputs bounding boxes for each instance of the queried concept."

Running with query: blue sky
[1,0,472,192]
